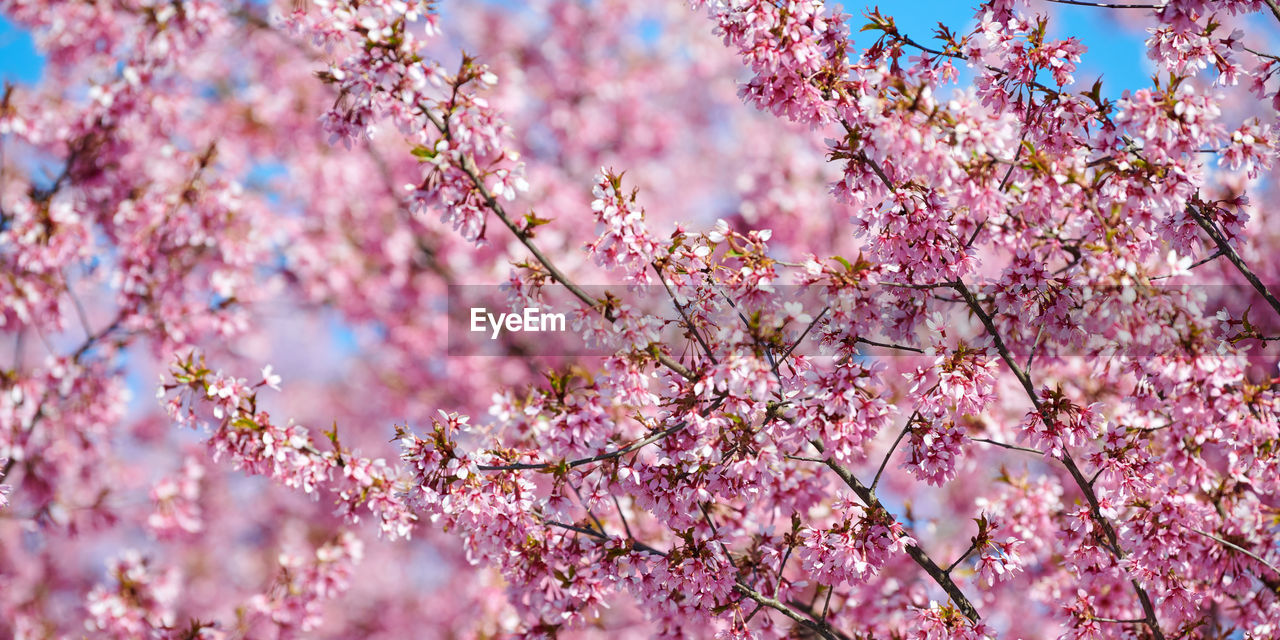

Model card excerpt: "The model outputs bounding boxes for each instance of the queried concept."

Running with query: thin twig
[734,584,848,640]
[570,482,607,534]
[871,412,918,491]
[478,395,726,471]
[481,421,677,472]
[653,263,717,363]
[855,337,925,354]
[945,539,979,574]
[1042,0,1162,8]
[1244,45,1280,63]
[1181,525,1280,580]
[1025,324,1045,372]
[611,495,633,540]
[968,437,1043,456]
[545,517,847,639]
[778,306,829,364]
[1149,250,1223,280]
[62,271,95,342]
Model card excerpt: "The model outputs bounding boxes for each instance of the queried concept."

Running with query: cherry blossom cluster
[587,170,661,284]
[161,353,416,540]
[246,532,366,636]
[84,550,181,639]
[287,0,527,244]
[146,456,206,539]
[695,0,852,126]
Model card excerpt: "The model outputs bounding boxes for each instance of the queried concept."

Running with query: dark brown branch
[734,584,848,640]
[952,282,1037,400]
[1149,250,1222,280]
[1265,0,1280,25]
[945,539,979,574]
[808,440,982,622]
[1186,205,1280,322]
[897,35,1066,99]
[1244,45,1280,63]
[951,280,1167,639]
[778,306,829,364]
[855,337,925,354]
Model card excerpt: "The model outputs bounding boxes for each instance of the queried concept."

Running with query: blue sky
[0,16,42,84]
[1,4,1156,91]
[847,0,1152,95]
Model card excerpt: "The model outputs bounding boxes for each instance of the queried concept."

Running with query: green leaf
[524,211,552,228]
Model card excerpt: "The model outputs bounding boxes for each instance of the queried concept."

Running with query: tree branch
[653,263,717,363]
[1265,0,1280,25]
[950,280,1167,639]
[855,337,925,354]
[871,415,914,492]
[421,107,696,381]
[808,440,982,622]
[1181,525,1280,584]
[968,437,1043,456]
[734,584,849,640]
[478,396,726,472]
[1186,205,1280,322]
